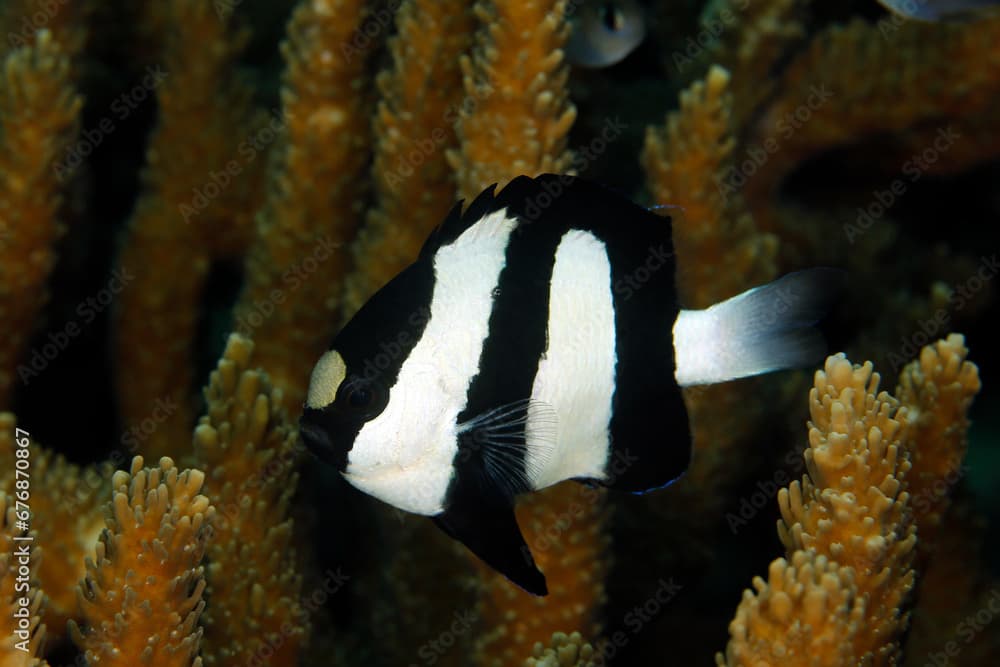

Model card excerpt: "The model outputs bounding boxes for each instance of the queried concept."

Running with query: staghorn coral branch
[778,354,914,665]
[193,334,305,667]
[113,0,266,460]
[0,29,81,407]
[895,333,980,554]
[718,551,861,667]
[720,352,917,666]
[524,631,598,667]
[342,0,476,317]
[1,494,48,667]
[232,0,373,417]
[0,414,110,642]
[447,0,576,202]
[642,65,776,308]
[69,456,213,667]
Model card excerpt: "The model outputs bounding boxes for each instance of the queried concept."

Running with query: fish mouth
[298,420,343,468]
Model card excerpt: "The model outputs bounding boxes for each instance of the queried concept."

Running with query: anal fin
[433,501,547,596]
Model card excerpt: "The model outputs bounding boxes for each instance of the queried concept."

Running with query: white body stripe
[526,230,615,489]
[344,209,519,515]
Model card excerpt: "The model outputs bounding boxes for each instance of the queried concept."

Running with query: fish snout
[298,409,349,470]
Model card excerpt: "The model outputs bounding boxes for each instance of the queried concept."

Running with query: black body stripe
[603,224,690,492]
[501,174,690,492]
[299,260,436,471]
[448,206,565,503]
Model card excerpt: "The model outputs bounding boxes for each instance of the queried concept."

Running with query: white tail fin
[673,269,844,386]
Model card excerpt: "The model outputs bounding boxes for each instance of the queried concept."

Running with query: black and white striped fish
[299,174,841,596]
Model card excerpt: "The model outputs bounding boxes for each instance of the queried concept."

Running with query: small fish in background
[565,0,647,68]
[299,174,843,596]
[876,0,1000,21]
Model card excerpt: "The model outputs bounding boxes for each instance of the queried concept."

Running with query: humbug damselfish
[299,174,842,596]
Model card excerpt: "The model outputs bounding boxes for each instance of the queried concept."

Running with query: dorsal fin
[419,183,501,259]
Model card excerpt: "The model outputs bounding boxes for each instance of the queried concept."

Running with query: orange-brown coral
[895,333,980,554]
[69,456,213,667]
[524,631,598,667]
[232,0,373,417]
[0,414,109,641]
[720,353,916,666]
[192,334,305,666]
[447,0,576,201]
[1,493,48,667]
[718,550,861,667]
[342,0,476,316]
[0,29,81,407]
[777,355,915,665]
[113,0,266,459]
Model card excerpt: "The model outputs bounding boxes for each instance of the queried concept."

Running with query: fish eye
[336,377,388,418]
[600,3,625,31]
[348,386,373,408]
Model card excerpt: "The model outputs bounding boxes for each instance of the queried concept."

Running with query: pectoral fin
[433,501,547,596]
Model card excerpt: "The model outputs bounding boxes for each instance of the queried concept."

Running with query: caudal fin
[672,268,844,386]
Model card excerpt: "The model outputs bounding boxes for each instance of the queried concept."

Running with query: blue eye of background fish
[565,0,647,68]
